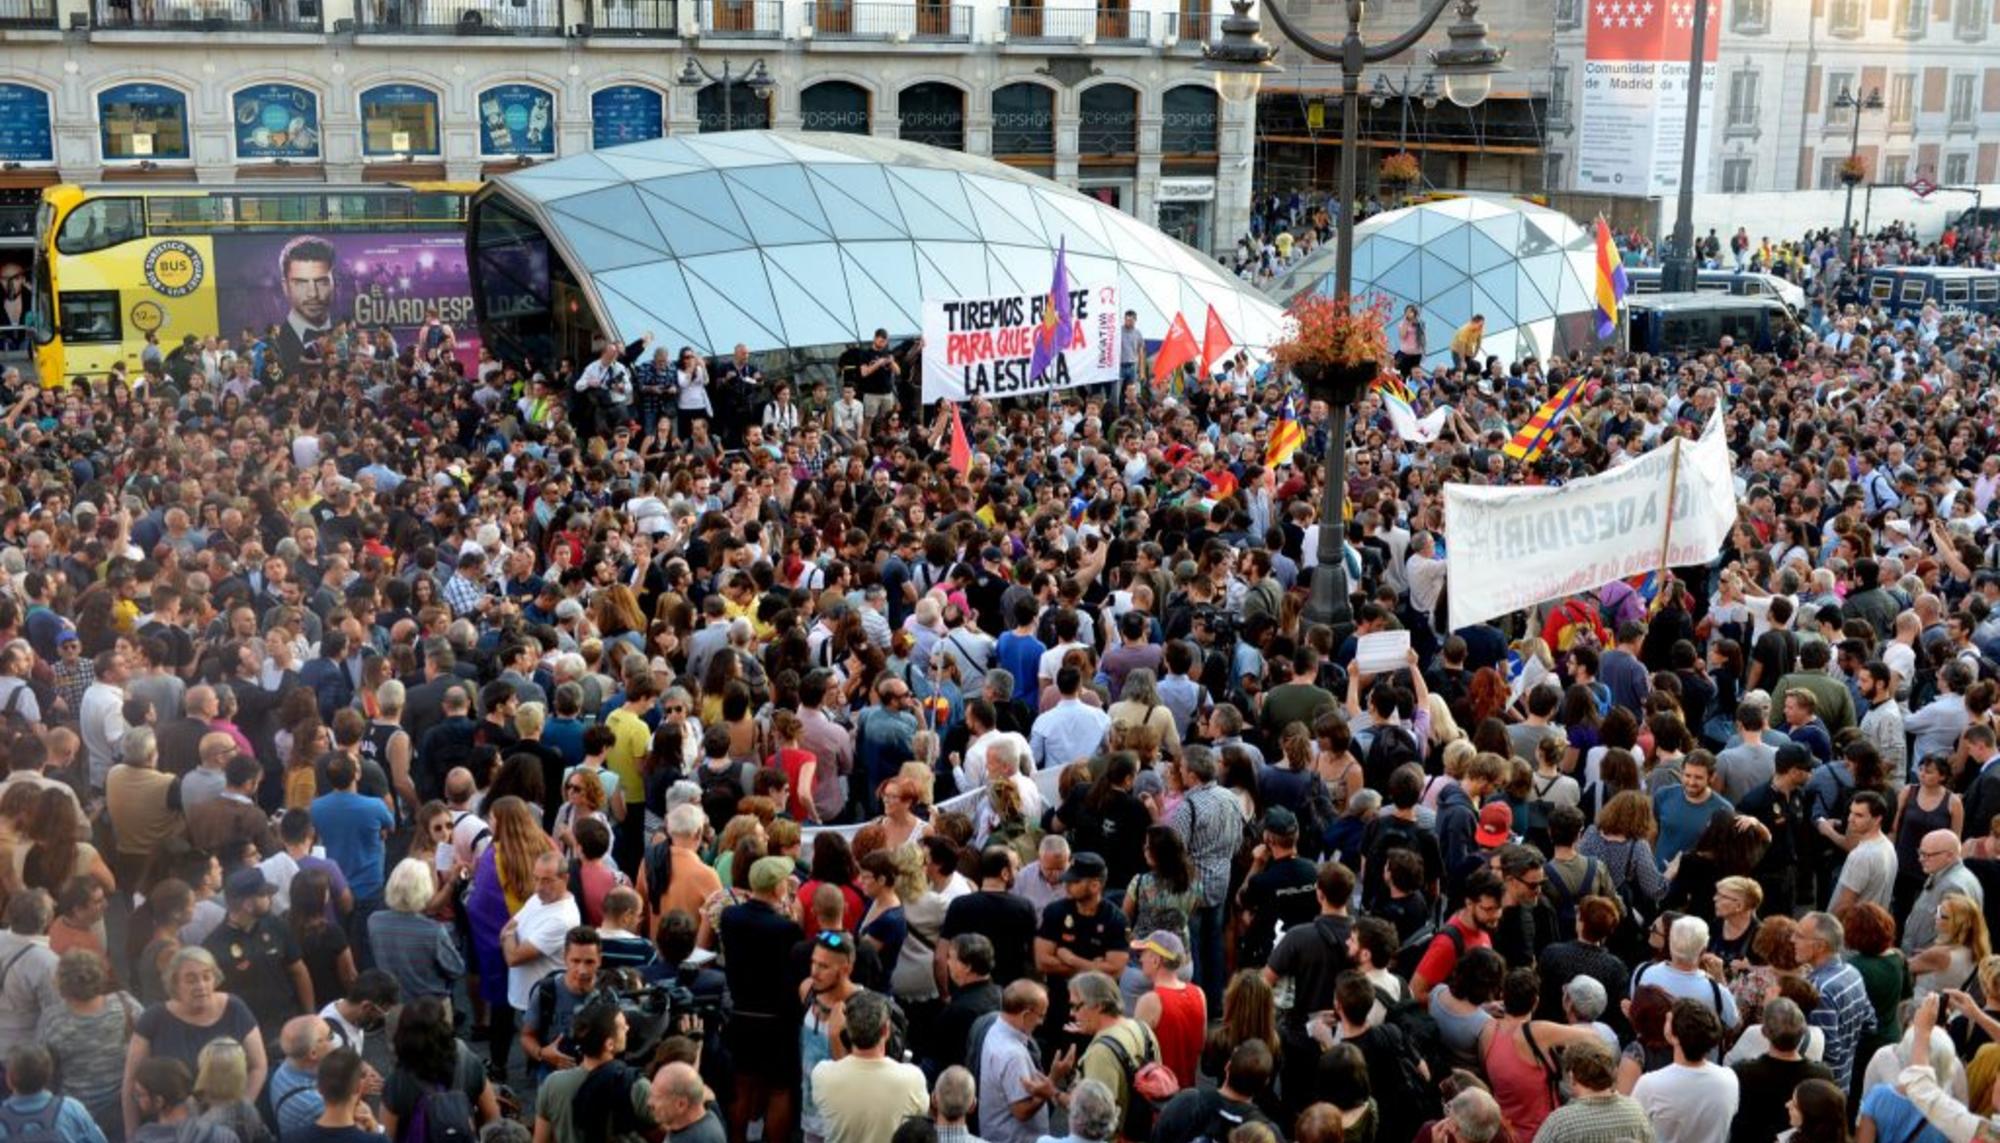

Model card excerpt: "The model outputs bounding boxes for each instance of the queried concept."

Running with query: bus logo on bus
[130,301,165,333]
[144,240,205,298]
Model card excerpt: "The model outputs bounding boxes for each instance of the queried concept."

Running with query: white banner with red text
[921,283,1120,403]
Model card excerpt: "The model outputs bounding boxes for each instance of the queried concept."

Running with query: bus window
[1901,280,1927,305]
[1662,314,1710,349]
[55,198,145,255]
[148,197,231,232]
[1976,280,1999,305]
[1942,279,1970,305]
[58,290,122,343]
[1718,310,1763,345]
[1869,277,1894,301]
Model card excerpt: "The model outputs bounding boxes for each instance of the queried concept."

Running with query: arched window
[991,82,1054,156]
[697,83,772,132]
[899,82,964,150]
[0,85,54,163]
[477,84,557,156]
[232,84,322,161]
[801,81,871,134]
[360,84,442,156]
[591,85,665,148]
[1078,83,1137,156]
[1161,85,1218,155]
[98,82,191,161]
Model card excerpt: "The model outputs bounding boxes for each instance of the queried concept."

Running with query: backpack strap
[0,943,36,993]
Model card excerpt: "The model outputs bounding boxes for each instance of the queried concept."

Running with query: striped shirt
[1167,782,1244,908]
[1808,958,1877,1091]
[1530,1092,1655,1143]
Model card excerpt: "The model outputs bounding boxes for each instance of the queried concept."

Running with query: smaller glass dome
[1272,196,1604,370]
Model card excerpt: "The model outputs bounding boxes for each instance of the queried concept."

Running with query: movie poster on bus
[213,232,478,373]
[1574,0,1719,196]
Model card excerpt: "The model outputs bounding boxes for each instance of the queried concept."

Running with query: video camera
[601,968,730,1070]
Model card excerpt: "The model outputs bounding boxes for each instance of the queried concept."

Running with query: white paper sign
[1355,630,1413,676]
[1444,410,1737,630]
[921,282,1120,403]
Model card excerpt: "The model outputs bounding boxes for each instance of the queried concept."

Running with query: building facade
[1253,0,1558,200]
[0,0,1253,252]
[1547,0,2000,195]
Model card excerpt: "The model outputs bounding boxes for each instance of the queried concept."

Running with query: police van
[1624,294,1800,356]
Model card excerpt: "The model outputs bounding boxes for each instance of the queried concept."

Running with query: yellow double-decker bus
[28,182,480,383]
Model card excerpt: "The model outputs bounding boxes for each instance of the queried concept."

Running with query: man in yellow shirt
[603,675,658,812]
[1450,314,1486,373]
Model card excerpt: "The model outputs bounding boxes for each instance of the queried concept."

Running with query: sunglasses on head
[815,931,848,949]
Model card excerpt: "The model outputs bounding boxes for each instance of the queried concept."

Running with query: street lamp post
[1200,0,1505,637]
[1658,0,1709,294]
[1834,85,1885,267]
[678,56,776,132]
[1371,70,1440,183]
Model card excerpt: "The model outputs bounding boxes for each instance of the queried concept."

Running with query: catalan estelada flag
[1266,393,1306,468]
[1502,375,1592,463]
[1594,216,1630,340]
[1029,238,1074,383]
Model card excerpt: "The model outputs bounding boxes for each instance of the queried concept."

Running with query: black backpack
[1392,905,1462,982]
[1362,815,1425,911]
[1363,723,1421,791]
[406,1082,478,1143]
[1370,991,1448,1128]
[1542,856,1603,942]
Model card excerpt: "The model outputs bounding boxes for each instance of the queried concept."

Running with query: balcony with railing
[804,0,970,40]
[0,0,56,27]
[353,0,561,35]
[1167,1,1214,44]
[91,0,322,31]
[696,0,781,35]
[1002,5,1149,43]
[585,0,677,33]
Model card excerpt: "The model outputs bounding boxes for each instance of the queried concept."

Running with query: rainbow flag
[1266,392,1306,468]
[1502,375,1592,463]
[1028,238,1074,383]
[1373,373,1414,405]
[1594,217,1630,340]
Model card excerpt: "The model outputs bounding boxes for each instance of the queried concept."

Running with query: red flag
[1151,313,1200,387]
[1201,304,1233,372]
[948,403,972,474]
[1586,0,1718,63]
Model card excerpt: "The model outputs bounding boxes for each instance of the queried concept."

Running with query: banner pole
[1656,435,1684,584]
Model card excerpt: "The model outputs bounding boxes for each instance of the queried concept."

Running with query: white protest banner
[922,283,1119,403]
[1444,409,1736,629]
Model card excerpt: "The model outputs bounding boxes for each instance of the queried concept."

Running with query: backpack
[1542,856,1603,942]
[1097,1024,1175,1142]
[1605,839,1654,965]
[1187,1099,1263,1143]
[0,1099,63,1143]
[1362,815,1425,911]
[1371,990,1448,1128]
[1363,723,1421,792]
[1392,907,1463,982]
[405,1082,478,1143]
[0,682,32,736]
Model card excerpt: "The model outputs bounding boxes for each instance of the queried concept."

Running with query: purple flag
[1028,238,1073,383]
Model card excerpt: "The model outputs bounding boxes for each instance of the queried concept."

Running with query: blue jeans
[1189,901,1226,1012]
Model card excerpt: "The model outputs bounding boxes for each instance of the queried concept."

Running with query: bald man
[178,730,241,810]
[648,1062,724,1142]
[158,683,219,777]
[269,1015,334,1136]
[1904,829,1985,953]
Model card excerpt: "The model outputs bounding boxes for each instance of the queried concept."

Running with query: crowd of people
[0,207,1998,1143]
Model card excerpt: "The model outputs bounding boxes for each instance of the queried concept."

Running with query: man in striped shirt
[1796,909,1877,1091]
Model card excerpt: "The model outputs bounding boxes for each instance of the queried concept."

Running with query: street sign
[1909,176,1937,198]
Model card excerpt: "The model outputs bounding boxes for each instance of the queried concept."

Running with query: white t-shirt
[259,851,301,917]
[809,1055,929,1143]
[1836,834,1898,910]
[506,894,580,1009]
[1631,1062,1739,1143]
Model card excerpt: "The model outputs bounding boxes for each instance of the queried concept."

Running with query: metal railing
[91,0,322,29]
[696,0,780,35]
[586,0,677,33]
[354,0,561,34]
[1169,1,1215,43]
[804,0,969,39]
[1002,5,1146,41]
[0,0,55,26]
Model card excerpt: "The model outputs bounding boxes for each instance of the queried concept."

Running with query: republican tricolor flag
[1593,217,1631,340]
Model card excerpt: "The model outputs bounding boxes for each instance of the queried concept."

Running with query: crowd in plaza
[0,208,1998,1143]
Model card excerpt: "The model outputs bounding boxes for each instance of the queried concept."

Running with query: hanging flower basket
[1276,293,1391,406]
[1379,152,1421,187]
[1838,155,1869,186]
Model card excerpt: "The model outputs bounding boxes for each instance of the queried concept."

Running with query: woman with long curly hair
[1201,968,1283,1109]
[1466,667,1513,725]
[20,785,114,896]
[383,995,500,1140]
[461,796,553,1076]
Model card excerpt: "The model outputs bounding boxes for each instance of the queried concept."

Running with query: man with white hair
[1633,916,1739,1030]
[930,1066,980,1143]
[647,1061,724,1142]
[1796,909,1877,1090]
[1903,829,1984,953]
[637,802,721,925]
[960,696,1033,788]
[1422,1084,1503,1143]
[1560,976,1619,1052]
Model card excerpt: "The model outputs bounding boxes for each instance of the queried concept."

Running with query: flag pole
[1656,435,1684,585]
